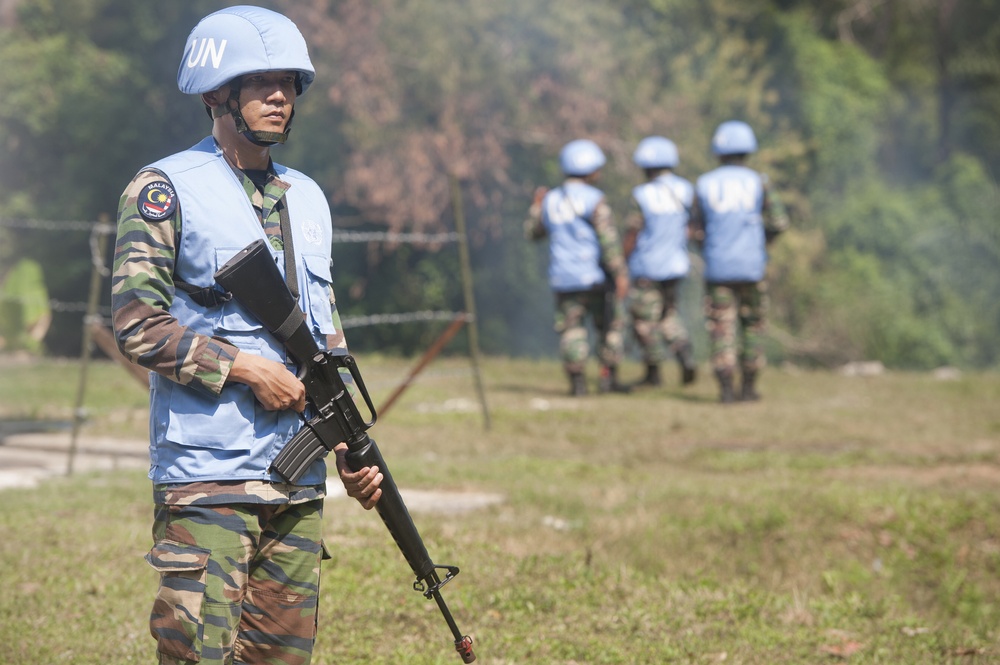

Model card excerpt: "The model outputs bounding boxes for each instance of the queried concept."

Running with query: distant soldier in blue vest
[691,121,789,403]
[623,136,698,388]
[111,7,383,664]
[525,139,631,396]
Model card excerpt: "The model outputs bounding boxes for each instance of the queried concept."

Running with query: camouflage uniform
[525,185,628,389]
[703,280,768,374]
[113,162,346,665]
[623,196,697,386]
[148,497,326,665]
[691,173,788,401]
[553,287,626,373]
[627,276,690,364]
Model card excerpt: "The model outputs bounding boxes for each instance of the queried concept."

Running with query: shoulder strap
[654,173,688,214]
[278,201,299,300]
[559,184,601,228]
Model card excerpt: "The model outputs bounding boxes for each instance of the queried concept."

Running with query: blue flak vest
[696,165,767,283]
[146,136,335,486]
[541,181,607,292]
[628,173,694,281]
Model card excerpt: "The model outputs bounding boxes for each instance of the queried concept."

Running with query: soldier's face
[237,70,298,134]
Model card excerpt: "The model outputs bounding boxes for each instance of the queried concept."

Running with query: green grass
[2,355,999,663]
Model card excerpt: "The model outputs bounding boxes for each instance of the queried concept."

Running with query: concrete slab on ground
[0,433,506,514]
[0,431,148,490]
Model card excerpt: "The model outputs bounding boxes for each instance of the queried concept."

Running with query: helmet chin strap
[211,82,294,146]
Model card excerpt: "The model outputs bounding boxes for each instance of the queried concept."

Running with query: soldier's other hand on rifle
[229,350,307,412]
[335,443,383,509]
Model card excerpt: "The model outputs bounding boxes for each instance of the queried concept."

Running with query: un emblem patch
[138,181,178,222]
[302,219,324,245]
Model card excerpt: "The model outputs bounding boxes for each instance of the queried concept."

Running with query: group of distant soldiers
[525,121,790,403]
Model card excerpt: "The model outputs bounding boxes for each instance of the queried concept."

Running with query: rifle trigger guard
[413,564,461,598]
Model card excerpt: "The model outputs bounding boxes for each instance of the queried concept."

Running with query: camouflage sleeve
[591,199,627,280]
[524,199,547,241]
[324,284,357,394]
[761,174,790,241]
[325,284,348,351]
[622,198,643,258]
[624,197,645,233]
[111,170,239,396]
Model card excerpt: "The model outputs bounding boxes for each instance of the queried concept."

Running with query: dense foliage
[1,0,997,367]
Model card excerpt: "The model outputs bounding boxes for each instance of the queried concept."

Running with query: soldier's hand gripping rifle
[214,239,476,663]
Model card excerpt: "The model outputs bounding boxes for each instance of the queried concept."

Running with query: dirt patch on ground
[824,462,1000,488]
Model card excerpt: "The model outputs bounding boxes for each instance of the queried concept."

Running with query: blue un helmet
[633,136,679,169]
[711,120,758,156]
[559,139,607,177]
[177,6,316,146]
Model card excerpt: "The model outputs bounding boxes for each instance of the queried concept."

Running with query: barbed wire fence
[0,187,491,473]
[0,222,467,320]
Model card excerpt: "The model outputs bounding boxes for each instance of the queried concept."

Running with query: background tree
[1,0,997,368]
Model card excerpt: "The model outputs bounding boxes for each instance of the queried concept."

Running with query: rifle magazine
[271,423,328,484]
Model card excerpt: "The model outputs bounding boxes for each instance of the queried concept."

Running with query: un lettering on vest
[706,178,758,214]
[186,38,228,69]
[545,194,580,226]
[642,182,683,214]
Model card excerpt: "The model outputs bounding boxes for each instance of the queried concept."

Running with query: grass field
[1,355,999,664]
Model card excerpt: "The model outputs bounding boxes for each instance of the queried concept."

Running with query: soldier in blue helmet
[623,136,698,388]
[691,121,789,403]
[110,7,383,663]
[525,139,631,396]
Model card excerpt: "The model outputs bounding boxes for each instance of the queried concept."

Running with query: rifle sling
[273,306,305,345]
[173,280,232,307]
[277,202,300,301]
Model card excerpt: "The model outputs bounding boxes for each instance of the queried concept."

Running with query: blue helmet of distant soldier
[711,121,758,156]
[633,136,679,169]
[559,139,607,177]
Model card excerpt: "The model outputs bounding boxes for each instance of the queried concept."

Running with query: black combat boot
[598,365,631,394]
[637,363,661,387]
[568,372,588,397]
[676,343,697,386]
[715,369,736,404]
[740,370,760,402]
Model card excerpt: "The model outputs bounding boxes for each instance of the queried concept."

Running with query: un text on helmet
[187,38,228,69]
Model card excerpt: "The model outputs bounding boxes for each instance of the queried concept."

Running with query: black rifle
[214,239,476,663]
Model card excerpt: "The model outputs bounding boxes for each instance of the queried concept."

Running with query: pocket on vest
[302,253,336,336]
[165,382,256,451]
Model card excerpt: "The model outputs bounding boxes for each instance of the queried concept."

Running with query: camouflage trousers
[146,500,326,665]
[704,281,768,374]
[554,287,625,373]
[628,277,691,365]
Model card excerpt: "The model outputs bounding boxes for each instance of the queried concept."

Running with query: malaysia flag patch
[138,181,178,221]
